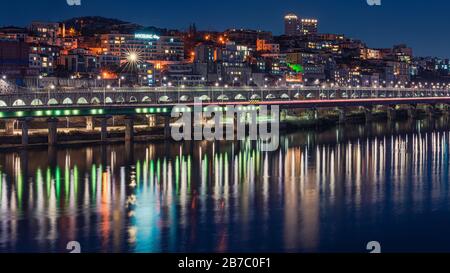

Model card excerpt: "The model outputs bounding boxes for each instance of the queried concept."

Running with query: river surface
[2,117,450,253]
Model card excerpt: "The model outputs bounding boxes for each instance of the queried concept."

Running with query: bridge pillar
[281,110,288,122]
[407,106,417,119]
[47,118,58,146]
[124,116,134,142]
[338,108,346,124]
[387,107,397,121]
[426,105,437,118]
[164,116,171,139]
[442,104,450,116]
[4,120,15,135]
[86,116,94,131]
[364,107,373,123]
[100,117,109,142]
[148,115,156,128]
[20,118,32,146]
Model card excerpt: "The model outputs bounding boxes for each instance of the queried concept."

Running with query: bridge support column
[442,104,450,116]
[338,108,346,124]
[20,118,31,146]
[364,107,373,123]
[47,118,58,146]
[86,116,94,131]
[148,115,156,128]
[426,105,437,118]
[387,107,396,121]
[407,106,417,119]
[4,120,15,135]
[100,117,109,142]
[164,116,171,139]
[281,110,288,122]
[124,116,134,142]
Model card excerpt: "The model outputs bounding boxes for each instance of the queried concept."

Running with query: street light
[119,76,125,88]
[48,84,55,102]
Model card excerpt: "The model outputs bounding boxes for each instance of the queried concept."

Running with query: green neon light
[0,112,4,118]
[64,110,71,115]
[54,110,62,116]
[135,108,142,114]
[35,110,43,116]
[72,110,80,115]
[16,111,24,117]
[45,110,52,116]
[288,63,304,73]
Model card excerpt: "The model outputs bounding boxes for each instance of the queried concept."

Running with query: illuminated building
[300,18,318,35]
[28,43,60,75]
[0,26,28,41]
[101,33,184,64]
[61,48,99,74]
[284,13,318,36]
[98,53,120,70]
[256,39,280,53]
[284,13,300,36]
[164,63,206,86]
[28,21,65,46]
[225,29,272,46]
[360,48,383,60]
[194,43,217,63]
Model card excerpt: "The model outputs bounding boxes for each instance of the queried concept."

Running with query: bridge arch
[265,94,276,100]
[306,93,314,99]
[199,95,211,101]
[116,96,125,104]
[250,94,261,100]
[235,94,246,100]
[62,98,73,105]
[179,95,190,102]
[31,99,44,106]
[159,96,172,103]
[294,93,301,99]
[0,100,7,107]
[77,97,88,105]
[142,96,152,103]
[91,97,101,104]
[13,99,26,106]
[129,96,137,103]
[105,97,113,104]
[280,93,290,99]
[217,95,229,101]
[48,98,58,105]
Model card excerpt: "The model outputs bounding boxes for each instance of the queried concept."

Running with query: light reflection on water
[2,118,450,252]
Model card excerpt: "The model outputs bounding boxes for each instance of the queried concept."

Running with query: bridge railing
[1,86,449,95]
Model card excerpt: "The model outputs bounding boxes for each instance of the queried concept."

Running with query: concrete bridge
[1,86,450,107]
[1,86,450,146]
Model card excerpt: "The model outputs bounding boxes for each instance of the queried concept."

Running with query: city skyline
[0,0,449,58]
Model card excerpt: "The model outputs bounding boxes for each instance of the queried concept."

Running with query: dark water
[2,117,450,253]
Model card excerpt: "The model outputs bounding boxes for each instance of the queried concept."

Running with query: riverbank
[0,108,439,149]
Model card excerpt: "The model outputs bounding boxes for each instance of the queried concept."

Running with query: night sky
[1,0,449,58]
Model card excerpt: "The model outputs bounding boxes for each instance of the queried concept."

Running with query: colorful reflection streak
[2,117,450,252]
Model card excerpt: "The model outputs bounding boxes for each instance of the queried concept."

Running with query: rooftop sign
[135,33,160,40]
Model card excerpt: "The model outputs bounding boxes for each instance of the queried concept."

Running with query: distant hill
[62,16,145,36]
